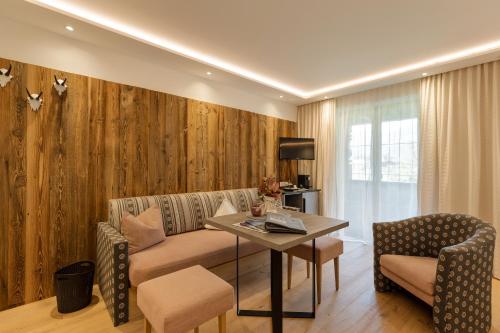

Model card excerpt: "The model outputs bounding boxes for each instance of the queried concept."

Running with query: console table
[281,189,320,214]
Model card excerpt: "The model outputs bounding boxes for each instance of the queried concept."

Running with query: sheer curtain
[419,61,500,278]
[335,80,420,242]
[297,99,336,217]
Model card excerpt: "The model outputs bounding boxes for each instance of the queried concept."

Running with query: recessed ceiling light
[65,25,74,32]
[323,96,328,99]
[279,95,283,98]
[206,71,212,76]
[422,72,429,76]
[30,0,500,99]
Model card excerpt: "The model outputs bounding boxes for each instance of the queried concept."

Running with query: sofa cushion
[109,188,258,236]
[380,254,438,305]
[129,229,266,286]
[205,199,237,230]
[122,206,166,255]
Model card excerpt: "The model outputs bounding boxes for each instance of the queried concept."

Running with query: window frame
[347,106,419,184]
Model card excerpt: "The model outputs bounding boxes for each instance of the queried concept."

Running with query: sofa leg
[144,318,151,333]
[194,327,199,333]
[218,312,226,333]
[287,254,293,289]
[334,257,340,290]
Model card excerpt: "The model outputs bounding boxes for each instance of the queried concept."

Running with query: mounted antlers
[0,64,13,87]
[26,88,43,111]
[53,75,68,96]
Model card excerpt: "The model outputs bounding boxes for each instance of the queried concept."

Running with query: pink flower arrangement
[258,176,282,200]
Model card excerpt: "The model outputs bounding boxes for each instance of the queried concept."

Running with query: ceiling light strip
[304,39,500,98]
[26,0,500,99]
[26,0,305,97]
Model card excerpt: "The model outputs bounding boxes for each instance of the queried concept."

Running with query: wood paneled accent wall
[0,57,297,309]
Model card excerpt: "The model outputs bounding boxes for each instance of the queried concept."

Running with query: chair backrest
[108,188,258,236]
[412,214,493,257]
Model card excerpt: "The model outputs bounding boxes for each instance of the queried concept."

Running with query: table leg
[312,238,316,314]
[270,249,283,333]
[236,239,316,329]
[236,236,240,314]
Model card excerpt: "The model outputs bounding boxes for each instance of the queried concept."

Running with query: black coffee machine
[298,174,311,189]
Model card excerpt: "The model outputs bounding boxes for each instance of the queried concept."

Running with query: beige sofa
[96,188,266,326]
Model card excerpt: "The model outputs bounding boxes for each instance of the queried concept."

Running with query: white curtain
[419,61,500,278]
[335,80,420,242]
[297,99,336,217]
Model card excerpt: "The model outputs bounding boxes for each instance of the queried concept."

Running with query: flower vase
[263,196,282,213]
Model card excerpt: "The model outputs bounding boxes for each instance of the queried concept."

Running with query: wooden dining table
[206,210,349,333]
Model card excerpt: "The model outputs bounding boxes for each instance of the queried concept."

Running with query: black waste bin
[54,261,95,313]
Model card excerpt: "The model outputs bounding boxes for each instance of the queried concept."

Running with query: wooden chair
[286,236,343,304]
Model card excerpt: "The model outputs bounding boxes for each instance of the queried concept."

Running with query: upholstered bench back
[108,188,258,236]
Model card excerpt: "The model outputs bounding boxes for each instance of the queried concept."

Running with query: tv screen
[279,137,315,160]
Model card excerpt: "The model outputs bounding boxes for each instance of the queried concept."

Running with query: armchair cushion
[380,254,437,305]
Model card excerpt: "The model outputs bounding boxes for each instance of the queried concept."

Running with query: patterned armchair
[373,214,496,333]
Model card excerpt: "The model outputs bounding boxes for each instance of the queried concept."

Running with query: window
[381,118,418,183]
[336,80,420,242]
[348,118,418,183]
[349,124,372,181]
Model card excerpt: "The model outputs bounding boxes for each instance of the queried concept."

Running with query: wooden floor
[1,242,499,333]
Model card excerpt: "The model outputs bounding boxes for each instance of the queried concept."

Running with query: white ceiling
[8,0,500,103]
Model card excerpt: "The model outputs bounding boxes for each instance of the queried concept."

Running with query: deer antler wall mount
[26,88,43,111]
[53,75,68,96]
[0,64,13,88]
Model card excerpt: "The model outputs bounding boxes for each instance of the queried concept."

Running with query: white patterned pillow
[205,199,237,230]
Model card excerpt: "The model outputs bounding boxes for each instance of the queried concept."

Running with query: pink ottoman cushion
[137,265,234,333]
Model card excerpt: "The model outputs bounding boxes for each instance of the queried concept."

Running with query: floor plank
[0,242,498,333]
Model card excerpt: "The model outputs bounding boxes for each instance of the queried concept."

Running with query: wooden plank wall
[0,58,297,310]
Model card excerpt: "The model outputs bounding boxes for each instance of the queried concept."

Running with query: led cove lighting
[26,0,304,97]
[28,0,500,99]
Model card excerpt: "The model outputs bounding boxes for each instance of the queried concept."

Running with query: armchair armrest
[432,225,496,333]
[96,222,129,326]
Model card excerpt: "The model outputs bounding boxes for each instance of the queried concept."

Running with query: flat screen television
[279,137,315,160]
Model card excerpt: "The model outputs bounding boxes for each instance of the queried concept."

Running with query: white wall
[1,17,297,121]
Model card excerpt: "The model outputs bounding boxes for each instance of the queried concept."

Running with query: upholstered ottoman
[286,236,343,304]
[137,265,234,333]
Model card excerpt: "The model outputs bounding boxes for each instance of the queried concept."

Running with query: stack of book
[235,212,307,235]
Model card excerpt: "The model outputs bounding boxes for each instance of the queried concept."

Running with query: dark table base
[236,237,316,333]
[237,310,315,319]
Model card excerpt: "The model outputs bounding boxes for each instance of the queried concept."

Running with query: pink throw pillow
[121,206,166,254]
